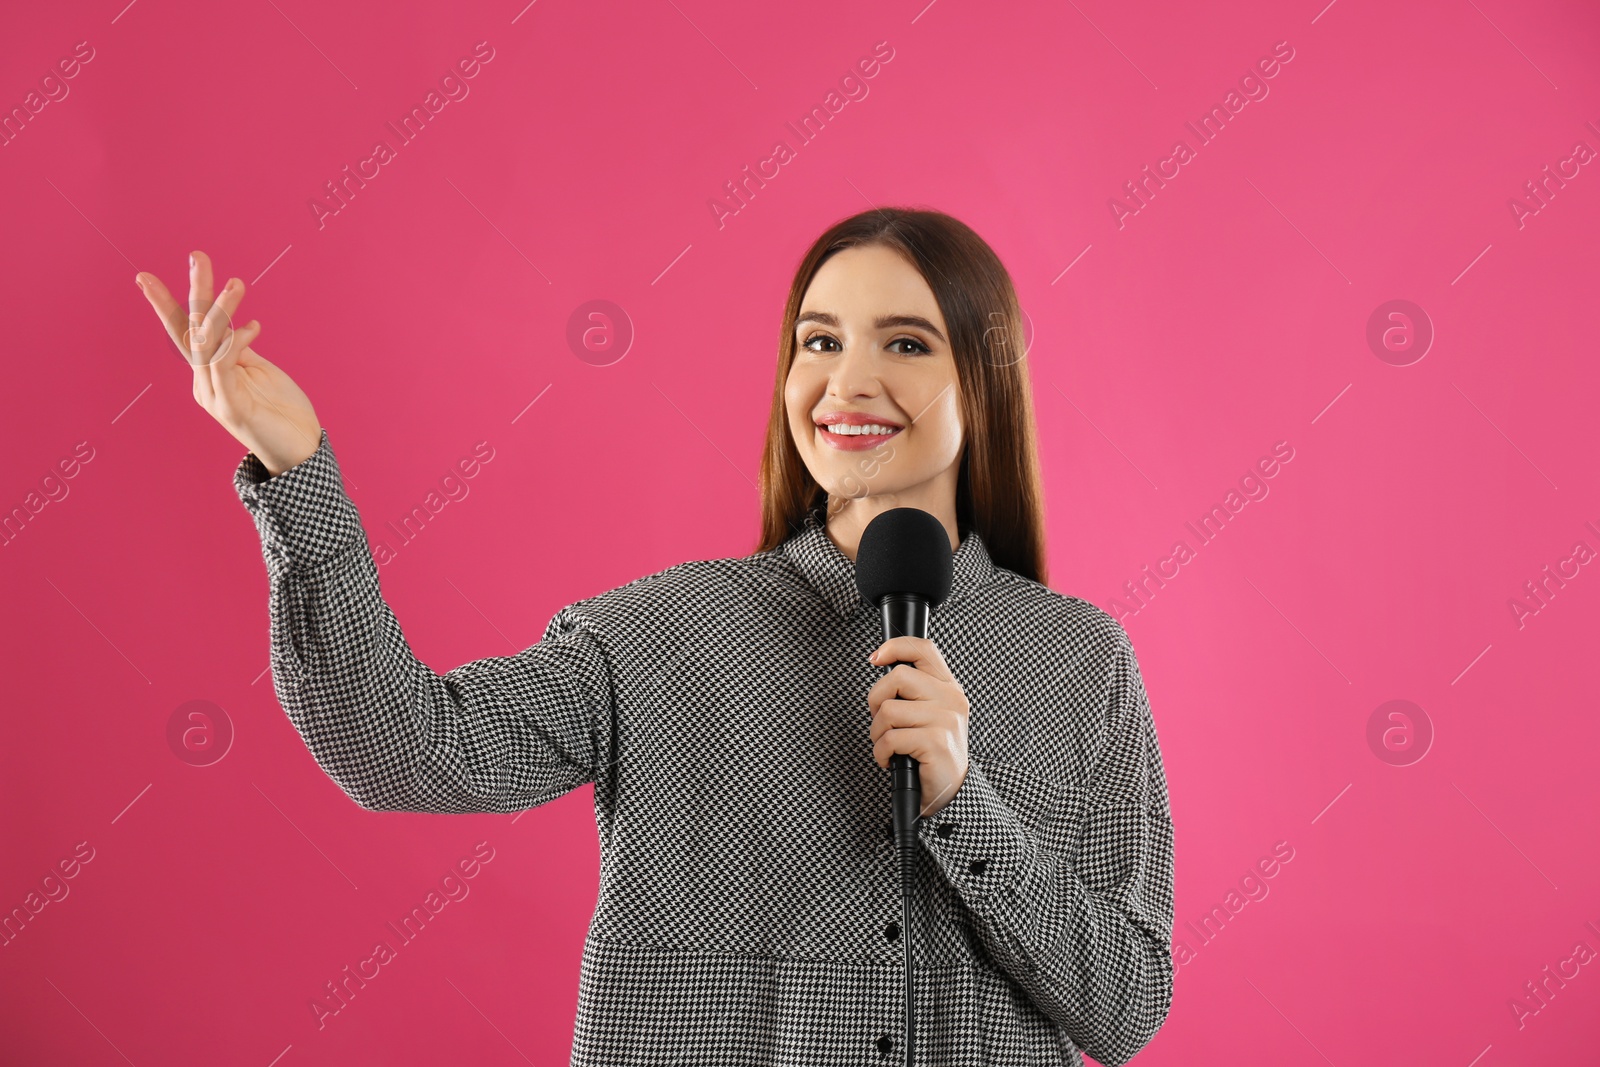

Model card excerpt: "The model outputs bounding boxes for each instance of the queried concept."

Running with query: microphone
[855,507,954,1067]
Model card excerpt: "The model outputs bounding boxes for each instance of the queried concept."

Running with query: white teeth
[823,423,898,436]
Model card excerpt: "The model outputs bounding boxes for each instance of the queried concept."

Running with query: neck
[823,494,961,562]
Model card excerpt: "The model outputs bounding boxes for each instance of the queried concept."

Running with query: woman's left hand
[867,636,970,818]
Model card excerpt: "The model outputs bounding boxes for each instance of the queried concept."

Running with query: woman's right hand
[136,249,323,477]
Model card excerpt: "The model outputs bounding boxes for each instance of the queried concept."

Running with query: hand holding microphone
[866,636,970,819]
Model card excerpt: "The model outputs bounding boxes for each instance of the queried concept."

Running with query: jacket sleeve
[916,623,1175,1065]
[233,427,616,814]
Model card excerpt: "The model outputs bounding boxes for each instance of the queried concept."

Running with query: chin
[821,472,923,504]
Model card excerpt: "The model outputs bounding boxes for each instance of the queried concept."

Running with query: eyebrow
[794,311,947,346]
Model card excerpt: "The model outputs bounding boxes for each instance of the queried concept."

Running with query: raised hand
[136,250,323,476]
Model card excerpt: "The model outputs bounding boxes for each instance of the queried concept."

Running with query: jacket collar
[779,505,995,617]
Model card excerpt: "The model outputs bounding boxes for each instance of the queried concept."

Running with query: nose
[826,340,881,401]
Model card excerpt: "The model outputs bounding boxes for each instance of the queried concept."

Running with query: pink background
[3,0,1598,1063]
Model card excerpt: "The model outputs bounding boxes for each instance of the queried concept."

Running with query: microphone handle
[879,594,928,1067]
[879,592,931,807]
[883,591,934,777]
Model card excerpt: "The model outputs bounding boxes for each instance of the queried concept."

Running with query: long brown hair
[755,206,1048,586]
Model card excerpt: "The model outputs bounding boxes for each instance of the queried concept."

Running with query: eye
[888,336,932,355]
[801,333,840,353]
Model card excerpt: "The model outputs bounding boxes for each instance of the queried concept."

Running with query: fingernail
[189,254,196,269]
[134,273,145,289]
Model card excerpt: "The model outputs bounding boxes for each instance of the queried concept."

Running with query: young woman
[136,208,1175,1066]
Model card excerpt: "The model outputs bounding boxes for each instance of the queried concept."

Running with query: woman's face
[784,243,964,531]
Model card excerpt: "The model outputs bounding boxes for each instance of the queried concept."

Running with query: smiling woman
[782,242,970,560]
[760,209,1048,586]
[164,205,1174,1067]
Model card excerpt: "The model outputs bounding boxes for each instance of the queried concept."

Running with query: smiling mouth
[819,423,901,437]
[816,422,903,451]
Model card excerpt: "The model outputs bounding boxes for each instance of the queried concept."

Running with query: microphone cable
[891,750,921,1067]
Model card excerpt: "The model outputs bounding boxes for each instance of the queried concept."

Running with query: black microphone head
[855,507,954,608]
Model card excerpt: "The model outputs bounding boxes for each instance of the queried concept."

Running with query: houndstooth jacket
[235,428,1176,1066]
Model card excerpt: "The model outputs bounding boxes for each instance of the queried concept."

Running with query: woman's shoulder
[545,545,796,633]
[983,565,1131,653]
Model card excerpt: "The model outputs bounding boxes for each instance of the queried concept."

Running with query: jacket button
[969,858,988,876]
[884,921,900,942]
[936,821,956,838]
[877,1034,893,1055]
